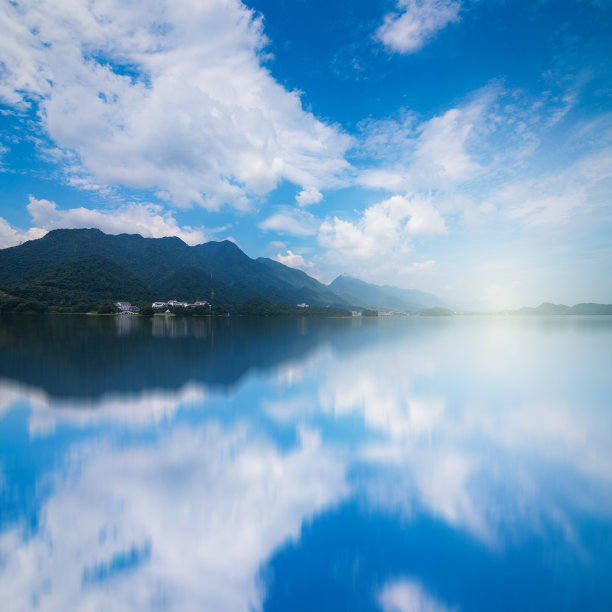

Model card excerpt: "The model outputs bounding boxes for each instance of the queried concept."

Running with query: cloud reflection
[378,578,457,612]
[0,425,347,611]
[1,316,611,609]
[289,318,612,544]
[0,379,208,437]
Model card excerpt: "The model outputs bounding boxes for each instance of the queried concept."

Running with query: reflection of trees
[0,315,386,400]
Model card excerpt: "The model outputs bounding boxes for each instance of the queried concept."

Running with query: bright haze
[0,0,610,310]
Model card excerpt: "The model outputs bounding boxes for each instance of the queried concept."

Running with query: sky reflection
[0,315,611,610]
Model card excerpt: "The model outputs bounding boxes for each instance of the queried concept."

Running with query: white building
[115,302,138,313]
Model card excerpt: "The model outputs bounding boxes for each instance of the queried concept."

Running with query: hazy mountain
[328,274,445,313]
[257,257,349,305]
[513,302,612,315]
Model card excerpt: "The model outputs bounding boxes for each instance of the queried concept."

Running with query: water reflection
[0,315,611,610]
[0,314,347,398]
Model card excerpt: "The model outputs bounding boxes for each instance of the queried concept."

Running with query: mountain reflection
[1,315,611,610]
[0,314,372,400]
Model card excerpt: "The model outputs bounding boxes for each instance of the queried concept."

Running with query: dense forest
[0,230,357,315]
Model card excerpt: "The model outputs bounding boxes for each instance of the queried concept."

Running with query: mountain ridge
[329,273,445,313]
[0,229,438,312]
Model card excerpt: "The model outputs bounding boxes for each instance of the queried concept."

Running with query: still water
[0,314,611,611]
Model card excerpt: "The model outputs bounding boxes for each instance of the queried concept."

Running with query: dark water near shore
[1,314,611,611]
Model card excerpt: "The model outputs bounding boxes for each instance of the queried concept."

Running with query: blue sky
[0,0,610,308]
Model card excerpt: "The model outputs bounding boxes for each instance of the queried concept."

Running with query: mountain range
[0,228,446,313]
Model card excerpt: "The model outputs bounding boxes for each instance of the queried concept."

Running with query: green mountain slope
[6,255,151,310]
[151,266,255,306]
[0,228,200,286]
[257,257,351,306]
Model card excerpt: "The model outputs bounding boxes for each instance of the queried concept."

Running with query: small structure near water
[115,302,138,313]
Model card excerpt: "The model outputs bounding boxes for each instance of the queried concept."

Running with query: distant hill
[257,257,348,306]
[417,307,455,316]
[513,302,612,315]
[329,274,445,313]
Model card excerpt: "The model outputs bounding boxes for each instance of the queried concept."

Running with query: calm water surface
[0,314,611,611]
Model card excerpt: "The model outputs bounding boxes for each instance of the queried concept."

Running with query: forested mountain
[10,255,152,308]
[0,229,356,312]
[0,229,447,313]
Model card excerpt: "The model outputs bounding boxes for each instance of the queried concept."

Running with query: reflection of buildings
[152,315,212,339]
[115,311,139,336]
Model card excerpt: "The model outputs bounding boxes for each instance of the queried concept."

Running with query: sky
[0,0,610,309]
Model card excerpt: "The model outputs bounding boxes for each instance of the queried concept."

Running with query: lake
[1,314,611,611]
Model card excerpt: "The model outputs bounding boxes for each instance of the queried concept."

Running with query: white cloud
[273,249,314,271]
[0,0,351,209]
[376,0,461,54]
[296,186,323,207]
[415,107,481,181]
[0,217,47,249]
[26,196,208,245]
[357,89,496,193]
[259,207,320,236]
[319,194,446,261]
[0,379,207,438]
[354,83,611,242]
[0,143,9,167]
[0,424,348,611]
[378,578,456,612]
[495,148,612,228]
[316,193,445,286]
[402,259,439,274]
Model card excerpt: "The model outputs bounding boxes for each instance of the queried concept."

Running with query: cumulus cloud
[0,217,47,249]
[319,194,446,262]
[259,207,320,236]
[357,89,499,194]
[26,196,208,245]
[376,0,461,54]
[0,0,351,209]
[296,186,323,207]
[273,249,314,271]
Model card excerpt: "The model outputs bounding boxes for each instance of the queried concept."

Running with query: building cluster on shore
[152,300,210,309]
[114,300,210,314]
